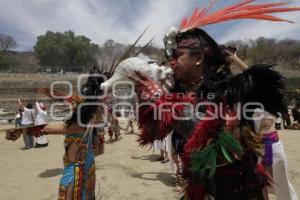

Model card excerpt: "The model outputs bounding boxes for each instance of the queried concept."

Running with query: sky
[1,0,300,51]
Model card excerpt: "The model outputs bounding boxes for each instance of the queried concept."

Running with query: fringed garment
[137,65,287,199]
[58,132,95,200]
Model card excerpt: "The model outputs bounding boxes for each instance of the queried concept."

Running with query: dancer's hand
[224,50,248,71]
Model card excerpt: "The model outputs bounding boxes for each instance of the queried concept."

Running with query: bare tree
[0,33,18,51]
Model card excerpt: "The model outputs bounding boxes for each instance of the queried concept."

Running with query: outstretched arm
[43,123,84,135]
[36,101,42,112]
[18,98,25,109]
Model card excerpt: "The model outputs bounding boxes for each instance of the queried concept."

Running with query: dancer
[40,66,105,200]
[132,1,300,199]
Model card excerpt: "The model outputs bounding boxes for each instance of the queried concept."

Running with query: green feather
[190,131,243,179]
[190,144,215,173]
[220,143,233,163]
[219,131,242,152]
[208,148,217,178]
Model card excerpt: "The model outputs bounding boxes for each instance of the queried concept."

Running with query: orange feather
[179,0,300,32]
[179,18,188,30]
[238,2,290,11]
[203,7,300,24]
[238,14,294,23]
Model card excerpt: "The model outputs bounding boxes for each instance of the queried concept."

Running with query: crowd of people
[16,98,49,149]
[6,1,300,199]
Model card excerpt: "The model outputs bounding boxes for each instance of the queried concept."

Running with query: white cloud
[0,0,300,50]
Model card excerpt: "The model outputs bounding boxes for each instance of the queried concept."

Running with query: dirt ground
[0,124,299,200]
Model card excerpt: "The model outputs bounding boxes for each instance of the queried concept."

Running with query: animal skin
[100,57,173,91]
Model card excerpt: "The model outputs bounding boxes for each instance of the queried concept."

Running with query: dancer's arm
[42,123,84,135]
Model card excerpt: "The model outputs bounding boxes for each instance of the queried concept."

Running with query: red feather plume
[179,0,300,32]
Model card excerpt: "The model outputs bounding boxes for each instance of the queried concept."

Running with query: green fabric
[190,131,243,179]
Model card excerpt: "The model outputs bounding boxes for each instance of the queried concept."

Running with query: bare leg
[172,154,182,186]
[163,150,169,162]
[263,187,269,200]
[160,150,164,159]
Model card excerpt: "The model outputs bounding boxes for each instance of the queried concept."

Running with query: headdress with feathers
[164,0,300,58]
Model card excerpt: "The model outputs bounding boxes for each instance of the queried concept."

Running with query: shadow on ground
[38,168,63,178]
[131,172,175,187]
[131,154,163,162]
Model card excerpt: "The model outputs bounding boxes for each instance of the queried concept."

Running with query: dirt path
[0,125,178,200]
[0,125,299,200]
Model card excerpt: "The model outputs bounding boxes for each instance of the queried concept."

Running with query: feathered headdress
[179,0,300,32]
[164,0,300,57]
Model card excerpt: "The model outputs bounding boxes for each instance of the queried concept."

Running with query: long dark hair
[65,65,105,127]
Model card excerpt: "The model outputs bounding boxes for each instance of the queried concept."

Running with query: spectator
[14,109,23,128]
[35,101,49,148]
[18,98,34,150]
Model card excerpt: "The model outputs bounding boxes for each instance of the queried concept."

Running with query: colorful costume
[136,1,300,199]
[58,130,96,200]
[138,66,282,199]
[36,65,107,200]
[253,109,298,200]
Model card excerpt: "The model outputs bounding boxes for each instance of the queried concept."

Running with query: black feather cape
[202,64,287,117]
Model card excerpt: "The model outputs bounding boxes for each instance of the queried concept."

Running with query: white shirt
[35,102,48,125]
[21,107,34,125]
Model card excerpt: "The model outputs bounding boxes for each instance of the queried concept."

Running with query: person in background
[18,98,35,150]
[35,101,49,148]
[14,109,23,128]
[253,109,298,200]
[108,113,121,141]
[126,111,135,134]
[292,100,300,123]
[154,139,169,163]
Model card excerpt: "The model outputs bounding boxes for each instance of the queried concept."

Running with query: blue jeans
[15,118,22,128]
[22,124,34,148]
[23,134,34,148]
